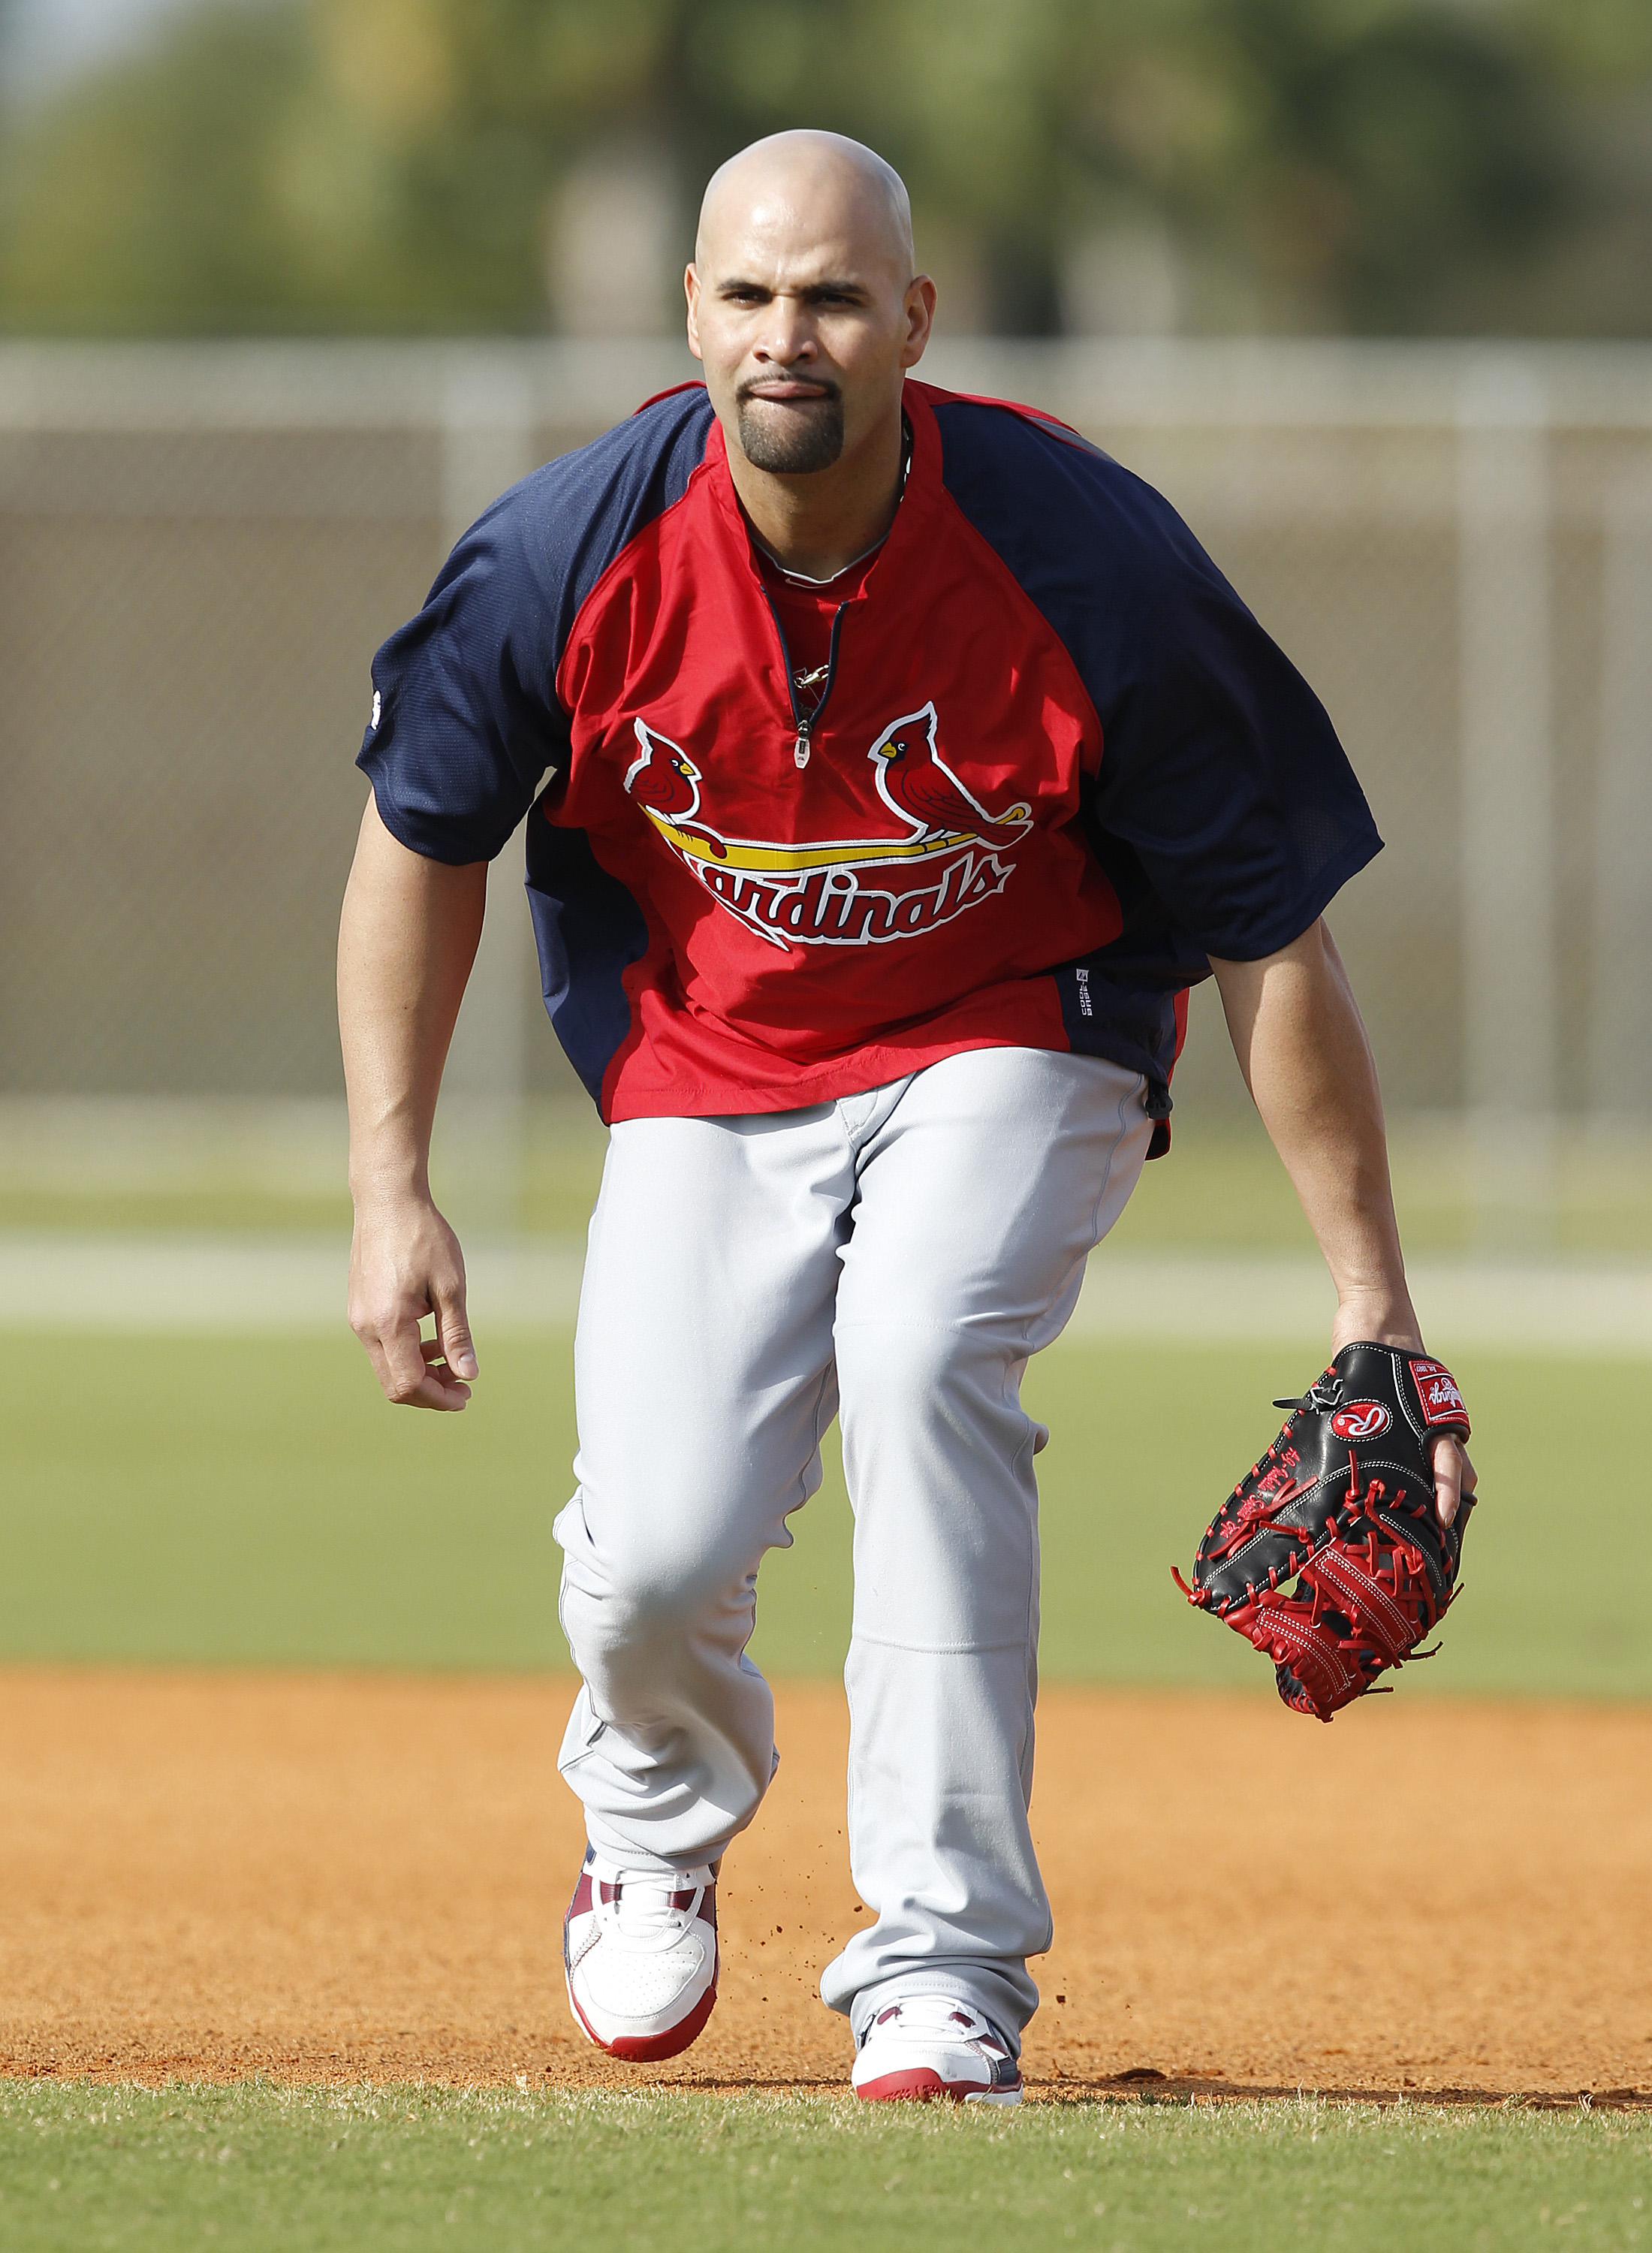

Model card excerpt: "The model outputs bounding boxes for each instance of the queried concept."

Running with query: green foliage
[0,4,556,331]
[0,0,1647,337]
[0,2081,1647,2253]
[4,1331,1649,1698]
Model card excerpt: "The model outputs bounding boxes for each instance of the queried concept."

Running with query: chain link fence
[4,338,1650,1182]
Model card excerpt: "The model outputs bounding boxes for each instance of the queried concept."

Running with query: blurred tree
[0,0,1644,336]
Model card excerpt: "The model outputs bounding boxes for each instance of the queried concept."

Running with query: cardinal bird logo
[620,701,1032,952]
[868,704,1032,847]
[623,719,728,858]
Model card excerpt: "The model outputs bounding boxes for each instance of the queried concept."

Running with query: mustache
[735,376,841,406]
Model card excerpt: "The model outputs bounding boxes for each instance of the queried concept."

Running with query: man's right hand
[348,1196,479,1410]
[338,795,490,1412]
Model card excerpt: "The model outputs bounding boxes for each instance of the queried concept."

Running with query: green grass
[4,1333,1648,1697]
[1,1332,576,1671]
[0,2083,1647,2253]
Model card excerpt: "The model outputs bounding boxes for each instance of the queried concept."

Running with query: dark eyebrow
[716,277,873,303]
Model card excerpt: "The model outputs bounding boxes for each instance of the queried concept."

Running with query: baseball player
[338,130,1471,2104]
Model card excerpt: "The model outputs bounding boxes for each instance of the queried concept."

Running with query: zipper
[761,590,849,771]
[754,418,908,773]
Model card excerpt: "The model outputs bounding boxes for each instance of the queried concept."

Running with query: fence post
[1456,359,1555,1247]
[432,353,538,1241]
[1590,457,1652,1120]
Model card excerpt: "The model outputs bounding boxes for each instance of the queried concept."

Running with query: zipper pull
[793,724,812,771]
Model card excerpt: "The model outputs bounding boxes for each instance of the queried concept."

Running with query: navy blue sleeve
[935,400,1382,963]
[358,386,715,866]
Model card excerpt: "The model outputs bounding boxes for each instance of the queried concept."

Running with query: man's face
[686,168,931,479]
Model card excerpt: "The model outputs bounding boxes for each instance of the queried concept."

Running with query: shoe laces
[597,1865,710,1953]
[869,1995,1000,2049]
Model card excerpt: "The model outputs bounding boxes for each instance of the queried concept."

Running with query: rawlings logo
[1331,1401,1391,1440]
[622,705,1032,953]
[1409,1358,1468,1429]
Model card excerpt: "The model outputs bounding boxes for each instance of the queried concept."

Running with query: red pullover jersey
[360,380,1379,1138]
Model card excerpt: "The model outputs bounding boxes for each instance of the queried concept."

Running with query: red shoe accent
[855,2066,958,2103]
[568,1978,718,2064]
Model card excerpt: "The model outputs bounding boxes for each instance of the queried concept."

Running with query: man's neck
[724,404,906,581]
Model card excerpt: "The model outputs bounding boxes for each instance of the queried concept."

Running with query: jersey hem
[601,1028,1153,1123]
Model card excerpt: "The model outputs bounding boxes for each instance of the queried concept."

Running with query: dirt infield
[1,1669,1648,2103]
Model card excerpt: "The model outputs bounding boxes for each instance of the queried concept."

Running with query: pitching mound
[1,1670,1647,2102]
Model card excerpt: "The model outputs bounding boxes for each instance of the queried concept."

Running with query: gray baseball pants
[553,1043,1151,2047]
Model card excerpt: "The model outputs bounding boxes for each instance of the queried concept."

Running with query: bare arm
[337,793,487,1410]
[1209,916,1473,1524]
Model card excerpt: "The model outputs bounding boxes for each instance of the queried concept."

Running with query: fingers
[348,1203,475,1412]
[432,1271,479,1386]
[1432,1448,1458,1528]
[359,1311,472,1411]
[415,1332,475,1409]
[1429,1433,1473,1528]
[377,1303,439,1403]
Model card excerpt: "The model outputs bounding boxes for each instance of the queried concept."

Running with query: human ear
[900,275,937,369]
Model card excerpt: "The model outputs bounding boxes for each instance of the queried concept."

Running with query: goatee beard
[735,390,845,475]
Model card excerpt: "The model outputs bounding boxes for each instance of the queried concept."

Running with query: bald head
[696,131,915,280]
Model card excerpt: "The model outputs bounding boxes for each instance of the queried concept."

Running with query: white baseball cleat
[851,1995,1023,2104]
[562,1846,719,2062]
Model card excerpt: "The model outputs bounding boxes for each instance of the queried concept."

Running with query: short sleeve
[1090,547,1383,962]
[930,396,1382,966]
[357,497,568,867]
[356,385,716,867]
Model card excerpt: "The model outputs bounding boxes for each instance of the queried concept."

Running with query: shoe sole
[854,2066,1022,2105]
[565,1971,718,2064]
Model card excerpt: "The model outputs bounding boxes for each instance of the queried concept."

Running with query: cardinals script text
[622,705,1033,954]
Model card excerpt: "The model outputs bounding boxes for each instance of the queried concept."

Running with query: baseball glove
[1173,1342,1473,1722]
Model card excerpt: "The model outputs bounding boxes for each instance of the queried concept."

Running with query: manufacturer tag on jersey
[1409,1358,1469,1431]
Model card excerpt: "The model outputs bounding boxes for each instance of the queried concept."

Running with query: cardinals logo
[623,705,1032,952]
[866,706,1032,847]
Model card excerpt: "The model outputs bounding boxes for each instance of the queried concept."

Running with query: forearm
[1210,919,1419,1349]
[337,794,487,1208]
